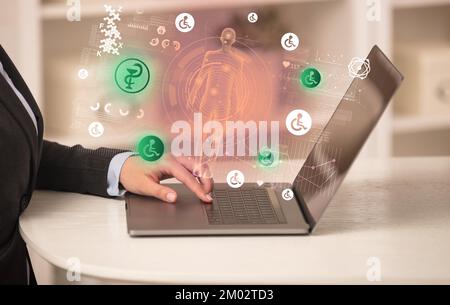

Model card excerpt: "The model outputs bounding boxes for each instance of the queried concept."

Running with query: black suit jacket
[0,45,124,284]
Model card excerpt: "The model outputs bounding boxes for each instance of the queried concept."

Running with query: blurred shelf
[41,0,332,20]
[394,115,450,134]
[393,0,450,9]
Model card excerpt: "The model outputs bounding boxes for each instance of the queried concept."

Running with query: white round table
[20,158,450,284]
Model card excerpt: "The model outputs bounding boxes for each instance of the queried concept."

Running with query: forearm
[36,140,126,197]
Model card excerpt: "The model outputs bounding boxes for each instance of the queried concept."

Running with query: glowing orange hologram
[188,28,248,121]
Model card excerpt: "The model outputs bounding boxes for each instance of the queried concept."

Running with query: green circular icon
[258,148,275,167]
[115,58,150,94]
[137,135,165,162]
[300,67,321,89]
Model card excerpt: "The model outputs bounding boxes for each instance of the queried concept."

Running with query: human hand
[119,155,213,203]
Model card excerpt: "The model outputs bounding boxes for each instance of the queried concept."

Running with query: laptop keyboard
[206,187,284,225]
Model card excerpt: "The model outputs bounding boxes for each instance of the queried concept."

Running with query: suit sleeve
[36,140,127,197]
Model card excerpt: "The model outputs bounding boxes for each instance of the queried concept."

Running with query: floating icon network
[227,170,245,189]
[348,57,371,80]
[78,68,89,80]
[89,102,145,119]
[150,38,159,46]
[136,109,145,119]
[88,121,104,138]
[119,108,130,116]
[115,58,150,94]
[162,39,170,49]
[173,41,181,51]
[286,109,312,136]
[90,102,100,111]
[175,13,195,33]
[282,189,294,201]
[301,67,321,89]
[104,103,112,113]
[282,60,291,69]
[281,33,299,51]
[98,5,123,56]
[258,147,275,167]
[157,25,166,35]
[137,135,165,162]
[247,12,258,23]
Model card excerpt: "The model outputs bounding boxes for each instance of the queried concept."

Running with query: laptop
[126,45,404,236]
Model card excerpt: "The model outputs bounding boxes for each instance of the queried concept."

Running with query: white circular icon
[88,122,104,138]
[150,38,159,46]
[248,12,258,23]
[227,170,245,189]
[157,25,166,35]
[175,13,195,33]
[162,39,171,49]
[281,33,299,51]
[286,109,312,136]
[348,57,371,80]
[282,189,294,201]
[78,68,89,80]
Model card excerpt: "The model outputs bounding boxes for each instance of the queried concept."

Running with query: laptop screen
[293,46,403,229]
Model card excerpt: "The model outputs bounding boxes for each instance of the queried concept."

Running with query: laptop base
[126,183,310,237]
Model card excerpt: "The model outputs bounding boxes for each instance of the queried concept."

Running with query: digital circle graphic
[247,12,258,23]
[137,135,165,162]
[286,109,312,136]
[348,57,371,80]
[114,58,150,94]
[258,148,275,167]
[78,68,89,80]
[282,189,294,201]
[175,13,195,33]
[162,36,273,123]
[300,67,321,89]
[161,33,274,166]
[227,170,245,189]
[281,33,299,51]
[88,121,104,138]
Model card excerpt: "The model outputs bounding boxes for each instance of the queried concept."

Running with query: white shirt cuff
[107,152,136,197]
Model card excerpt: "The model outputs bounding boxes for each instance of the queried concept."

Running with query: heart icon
[282,61,291,68]
[257,180,264,187]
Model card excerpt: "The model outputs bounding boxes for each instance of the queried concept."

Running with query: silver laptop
[126,46,404,236]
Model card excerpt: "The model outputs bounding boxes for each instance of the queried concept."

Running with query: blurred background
[1,0,450,158]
